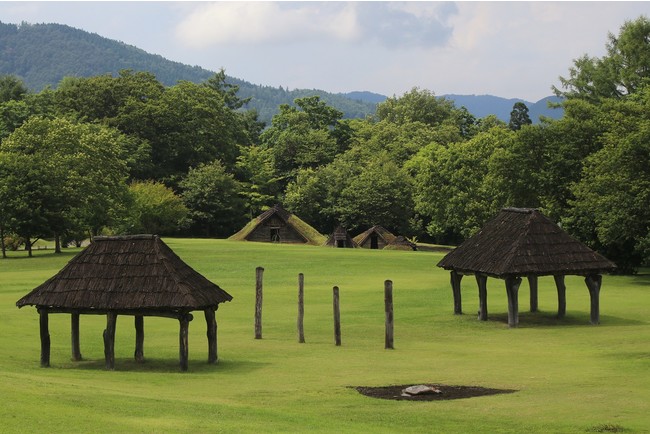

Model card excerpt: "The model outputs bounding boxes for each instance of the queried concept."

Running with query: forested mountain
[0,21,560,125]
[0,21,376,125]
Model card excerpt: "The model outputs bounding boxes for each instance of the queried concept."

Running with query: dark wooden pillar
[384,280,394,350]
[554,275,566,318]
[528,276,538,312]
[505,276,522,328]
[333,286,341,346]
[103,312,117,370]
[179,314,192,371]
[585,274,602,325]
[134,315,144,362]
[205,308,217,364]
[450,271,463,315]
[38,308,51,367]
[298,273,305,343]
[255,266,264,339]
[71,312,82,361]
[475,274,488,321]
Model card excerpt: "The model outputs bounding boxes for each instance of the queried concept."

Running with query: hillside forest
[1,17,649,272]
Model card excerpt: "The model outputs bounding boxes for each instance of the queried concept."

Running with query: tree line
[1,17,649,272]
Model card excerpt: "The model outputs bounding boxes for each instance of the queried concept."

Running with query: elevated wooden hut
[229,204,326,245]
[437,208,615,327]
[16,235,233,371]
[353,225,396,250]
[324,225,357,248]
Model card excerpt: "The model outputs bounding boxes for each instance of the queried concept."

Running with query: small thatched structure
[229,204,326,245]
[324,225,357,248]
[384,235,417,251]
[16,235,233,371]
[354,225,396,250]
[437,208,616,327]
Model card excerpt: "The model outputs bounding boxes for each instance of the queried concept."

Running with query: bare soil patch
[353,384,517,401]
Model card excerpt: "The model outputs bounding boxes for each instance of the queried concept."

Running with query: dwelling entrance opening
[270,228,281,242]
[370,234,379,249]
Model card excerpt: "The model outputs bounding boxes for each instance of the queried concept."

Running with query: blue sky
[1,1,649,101]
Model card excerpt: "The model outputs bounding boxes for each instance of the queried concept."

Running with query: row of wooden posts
[254,267,395,349]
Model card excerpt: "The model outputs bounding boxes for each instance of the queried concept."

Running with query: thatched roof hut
[324,225,357,248]
[229,204,326,246]
[16,235,233,371]
[437,208,615,327]
[353,225,396,250]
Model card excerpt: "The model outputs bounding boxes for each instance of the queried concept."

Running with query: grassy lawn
[1,238,649,433]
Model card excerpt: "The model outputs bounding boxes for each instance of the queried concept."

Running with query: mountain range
[0,21,563,125]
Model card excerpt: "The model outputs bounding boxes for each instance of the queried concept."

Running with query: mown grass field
[1,238,649,433]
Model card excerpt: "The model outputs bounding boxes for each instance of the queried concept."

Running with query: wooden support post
[505,276,522,328]
[103,312,117,370]
[554,275,566,318]
[475,274,488,321]
[333,286,341,346]
[384,280,394,349]
[297,273,305,343]
[585,274,602,325]
[179,314,192,372]
[255,266,264,340]
[71,312,82,361]
[38,308,50,367]
[205,308,217,364]
[450,271,463,315]
[134,315,144,362]
[528,276,538,312]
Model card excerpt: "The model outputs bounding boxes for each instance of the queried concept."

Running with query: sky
[1,1,649,102]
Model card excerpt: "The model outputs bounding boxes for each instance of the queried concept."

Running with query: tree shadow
[58,357,269,374]
[478,311,646,328]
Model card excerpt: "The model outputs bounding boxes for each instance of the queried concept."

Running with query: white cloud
[175,2,361,47]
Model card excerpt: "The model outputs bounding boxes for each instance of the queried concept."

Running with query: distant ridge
[0,21,563,125]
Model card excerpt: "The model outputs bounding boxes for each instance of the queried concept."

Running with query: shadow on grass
[465,311,646,328]
[58,357,269,374]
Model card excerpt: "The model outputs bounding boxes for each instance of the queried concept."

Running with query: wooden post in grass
[38,308,50,367]
[384,280,394,349]
[333,286,341,346]
[134,315,144,362]
[255,266,264,339]
[298,273,305,343]
[71,312,82,361]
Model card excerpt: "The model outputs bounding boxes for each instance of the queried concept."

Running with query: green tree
[0,117,130,254]
[335,152,415,234]
[407,126,514,243]
[235,145,281,218]
[180,160,246,237]
[375,87,457,127]
[0,75,28,103]
[261,95,350,184]
[554,16,650,101]
[119,181,188,235]
[565,89,650,272]
[508,102,532,131]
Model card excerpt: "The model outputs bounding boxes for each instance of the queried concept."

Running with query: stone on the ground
[402,385,442,396]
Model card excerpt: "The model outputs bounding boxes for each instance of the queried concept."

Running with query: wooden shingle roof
[437,208,615,277]
[16,235,233,312]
